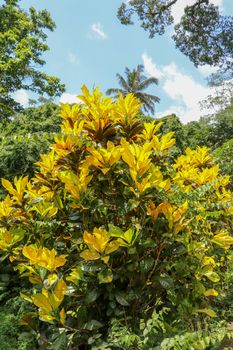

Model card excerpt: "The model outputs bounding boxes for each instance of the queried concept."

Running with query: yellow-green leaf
[195,308,217,318]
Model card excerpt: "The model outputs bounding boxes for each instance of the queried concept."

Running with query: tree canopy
[0,0,65,119]
[117,0,233,72]
[183,100,233,150]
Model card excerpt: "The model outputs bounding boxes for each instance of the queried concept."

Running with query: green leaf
[157,275,174,290]
[115,294,129,306]
[76,306,87,328]
[108,224,124,237]
[85,290,99,304]
[124,227,135,244]
[48,332,68,350]
[139,257,154,272]
[83,320,103,331]
[204,271,220,283]
[98,269,113,284]
[141,238,157,248]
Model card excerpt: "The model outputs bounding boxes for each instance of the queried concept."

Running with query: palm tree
[106,65,160,114]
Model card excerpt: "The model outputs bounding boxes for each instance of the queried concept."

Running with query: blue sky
[12,0,233,123]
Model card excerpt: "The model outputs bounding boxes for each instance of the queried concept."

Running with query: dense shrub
[0,297,37,350]
[0,86,232,348]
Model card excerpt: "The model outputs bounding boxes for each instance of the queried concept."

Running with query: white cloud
[59,93,82,104]
[68,53,78,64]
[141,53,164,79]
[171,0,223,24]
[198,65,219,77]
[13,89,29,107]
[142,52,214,123]
[90,22,107,39]
[156,106,185,119]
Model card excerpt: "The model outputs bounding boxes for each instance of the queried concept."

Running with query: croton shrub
[0,86,232,348]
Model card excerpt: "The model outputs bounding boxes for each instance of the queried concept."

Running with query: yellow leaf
[32,294,53,312]
[212,231,233,250]
[66,269,81,285]
[139,121,163,141]
[47,273,58,286]
[48,293,60,310]
[202,256,216,267]
[173,201,188,222]
[204,289,219,297]
[80,249,100,260]
[59,308,66,325]
[38,311,55,322]
[83,228,109,253]
[105,240,120,254]
[23,245,66,271]
[1,178,14,194]
[101,255,110,264]
[29,275,42,285]
[54,279,67,302]
[23,245,40,264]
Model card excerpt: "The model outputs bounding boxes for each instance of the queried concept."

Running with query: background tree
[0,102,60,184]
[200,69,233,112]
[183,101,233,150]
[106,64,160,114]
[0,0,65,120]
[117,0,233,72]
[183,117,212,149]
[160,114,185,155]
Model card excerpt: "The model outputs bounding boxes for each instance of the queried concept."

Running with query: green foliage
[117,0,233,71]
[209,102,233,148]
[159,114,185,156]
[183,100,233,150]
[91,309,231,349]
[0,102,60,183]
[183,117,212,149]
[0,297,37,350]
[0,0,65,119]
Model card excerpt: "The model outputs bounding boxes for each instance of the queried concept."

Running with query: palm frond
[106,88,125,98]
[116,74,129,91]
[106,65,160,113]
[139,92,160,103]
[138,77,159,91]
